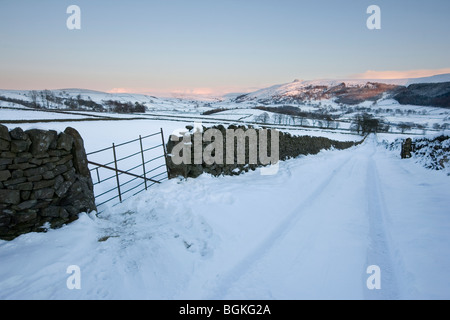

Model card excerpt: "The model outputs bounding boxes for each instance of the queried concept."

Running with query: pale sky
[1,0,449,96]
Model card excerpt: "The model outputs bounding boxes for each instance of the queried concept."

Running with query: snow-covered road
[0,136,449,300]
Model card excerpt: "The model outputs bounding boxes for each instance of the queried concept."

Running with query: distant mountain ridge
[1,74,450,109]
[233,74,450,108]
[394,82,450,109]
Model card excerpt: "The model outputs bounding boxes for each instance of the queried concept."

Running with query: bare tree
[255,112,270,124]
[417,124,427,135]
[325,115,333,129]
[273,114,283,125]
[398,122,414,134]
[351,113,387,135]
[433,123,441,131]
[29,90,39,108]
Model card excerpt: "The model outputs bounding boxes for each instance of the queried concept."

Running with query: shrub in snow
[412,136,450,171]
[386,136,450,173]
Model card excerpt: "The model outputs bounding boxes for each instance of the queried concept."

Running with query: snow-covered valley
[2,0,450,302]
[1,79,450,300]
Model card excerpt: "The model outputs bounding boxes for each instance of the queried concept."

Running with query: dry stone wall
[0,124,96,240]
[166,124,361,179]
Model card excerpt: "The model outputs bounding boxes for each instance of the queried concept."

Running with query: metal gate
[87,128,169,211]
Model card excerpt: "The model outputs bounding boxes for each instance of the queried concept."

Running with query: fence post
[112,143,122,203]
[95,167,100,184]
[160,128,170,179]
[139,135,148,190]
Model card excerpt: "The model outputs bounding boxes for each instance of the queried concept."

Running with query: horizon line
[1,69,449,98]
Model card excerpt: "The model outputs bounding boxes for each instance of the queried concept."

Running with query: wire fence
[87,128,169,212]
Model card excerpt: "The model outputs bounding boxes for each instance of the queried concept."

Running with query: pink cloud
[108,85,261,97]
[351,68,450,80]
[108,88,133,94]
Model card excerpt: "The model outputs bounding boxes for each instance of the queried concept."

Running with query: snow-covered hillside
[0,88,207,114]
[2,74,450,114]
[232,74,450,106]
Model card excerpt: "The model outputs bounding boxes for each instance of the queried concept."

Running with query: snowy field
[0,135,449,299]
[0,104,450,300]
[0,107,91,121]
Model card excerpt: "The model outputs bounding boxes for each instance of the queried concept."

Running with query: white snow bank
[0,138,449,300]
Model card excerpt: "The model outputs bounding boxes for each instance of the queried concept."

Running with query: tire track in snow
[207,153,355,299]
[364,152,400,300]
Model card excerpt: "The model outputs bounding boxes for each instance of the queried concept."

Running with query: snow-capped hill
[233,74,450,106]
[235,79,400,105]
[1,73,449,111]
[0,88,205,113]
[56,88,108,95]
[405,73,450,85]
[235,83,285,102]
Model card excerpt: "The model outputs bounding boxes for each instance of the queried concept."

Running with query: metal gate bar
[87,129,169,211]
